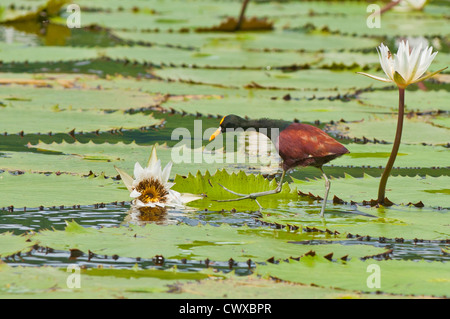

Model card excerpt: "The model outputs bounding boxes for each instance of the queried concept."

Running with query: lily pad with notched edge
[16,141,279,177]
[258,204,450,240]
[256,256,450,297]
[330,143,450,169]
[171,169,297,210]
[291,173,450,208]
[329,117,450,145]
[0,104,162,134]
[33,220,387,262]
[0,171,130,208]
[0,263,213,298]
[152,67,392,92]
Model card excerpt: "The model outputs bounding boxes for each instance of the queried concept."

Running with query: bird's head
[209,114,246,141]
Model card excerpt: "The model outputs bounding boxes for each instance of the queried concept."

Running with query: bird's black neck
[229,118,291,139]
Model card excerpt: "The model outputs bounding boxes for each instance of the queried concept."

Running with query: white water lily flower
[395,0,428,11]
[114,145,200,208]
[358,41,446,89]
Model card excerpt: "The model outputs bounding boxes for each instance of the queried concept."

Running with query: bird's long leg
[319,167,330,218]
[216,170,286,206]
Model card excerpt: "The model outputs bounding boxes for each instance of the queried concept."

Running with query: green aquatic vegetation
[258,204,450,240]
[0,263,213,298]
[0,232,34,256]
[152,67,391,92]
[1,140,277,177]
[0,84,163,111]
[291,173,450,208]
[162,94,392,123]
[330,143,450,169]
[0,0,448,300]
[33,220,386,262]
[0,171,130,208]
[172,169,297,210]
[112,30,380,52]
[330,117,450,145]
[256,255,450,297]
[0,104,162,135]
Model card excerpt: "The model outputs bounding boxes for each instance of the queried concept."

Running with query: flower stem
[234,0,250,31]
[378,88,405,204]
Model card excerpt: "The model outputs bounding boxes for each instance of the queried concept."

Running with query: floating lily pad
[0,171,129,208]
[0,263,212,298]
[34,220,386,262]
[256,256,450,297]
[259,203,450,240]
[106,45,321,69]
[163,94,392,123]
[112,30,379,52]
[0,84,163,111]
[0,232,34,256]
[170,272,403,299]
[172,169,296,210]
[279,11,449,37]
[331,143,450,169]
[0,42,100,63]
[153,67,391,92]
[358,89,450,113]
[14,140,278,176]
[291,173,450,208]
[330,117,450,145]
[0,104,162,134]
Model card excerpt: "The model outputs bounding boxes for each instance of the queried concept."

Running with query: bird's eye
[219,116,226,125]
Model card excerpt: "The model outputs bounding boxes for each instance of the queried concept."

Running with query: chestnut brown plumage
[209,115,349,217]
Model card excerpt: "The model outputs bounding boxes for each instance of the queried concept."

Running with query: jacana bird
[209,115,349,217]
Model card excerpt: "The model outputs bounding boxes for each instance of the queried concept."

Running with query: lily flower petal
[133,162,145,180]
[161,161,173,184]
[130,189,142,198]
[413,67,448,84]
[114,166,134,192]
[356,72,392,83]
[147,145,158,168]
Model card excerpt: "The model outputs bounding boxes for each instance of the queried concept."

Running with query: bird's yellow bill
[209,127,222,141]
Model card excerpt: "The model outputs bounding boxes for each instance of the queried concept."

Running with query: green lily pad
[330,117,450,145]
[171,272,403,299]
[0,232,34,256]
[172,169,297,210]
[153,67,391,92]
[0,42,100,63]
[359,89,450,113]
[0,171,129,208]
[259,204,450,240]
[0,263,212,298]
[11,140,278,177]
[0,84,163,111]
[278,10,449,37]
[106,45,321,69]
[112,30,379,52]
[256,256,450,297]
[34,220,386,262]
[331,143,450,169]
[163,94,392,123]
[0,104,162,134]
[291,173,450,208]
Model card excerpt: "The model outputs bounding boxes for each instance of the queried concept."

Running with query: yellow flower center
[135,178,168,204]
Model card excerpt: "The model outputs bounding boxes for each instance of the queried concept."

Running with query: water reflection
[123,206,171,225]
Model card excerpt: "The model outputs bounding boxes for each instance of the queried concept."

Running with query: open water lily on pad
[114,145,200,209]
